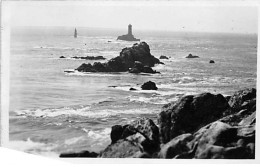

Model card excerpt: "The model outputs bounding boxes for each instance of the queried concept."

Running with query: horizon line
[10,25,258,35]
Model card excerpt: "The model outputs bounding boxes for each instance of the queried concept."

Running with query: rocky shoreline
[60,87,256,159]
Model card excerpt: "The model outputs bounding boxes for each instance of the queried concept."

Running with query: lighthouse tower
[128,24,132,36]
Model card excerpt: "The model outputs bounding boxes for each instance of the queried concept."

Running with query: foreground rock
[141,81,158,90]
[186,53,199,58]
[158,92,229,143]
[60,88,256,159]
[99,118,160,158]
[76,42,163,73]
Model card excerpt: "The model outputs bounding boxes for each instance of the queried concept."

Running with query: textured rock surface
[158,93,229,143]
[76,42,162,73]
[60,88,256,159]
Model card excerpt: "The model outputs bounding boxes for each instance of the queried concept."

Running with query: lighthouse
[117,24,140,41]
[128,24,132,35]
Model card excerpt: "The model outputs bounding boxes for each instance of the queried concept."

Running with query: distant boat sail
[74,28,77,38]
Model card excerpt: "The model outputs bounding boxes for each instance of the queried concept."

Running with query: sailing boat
[74,28,77,38]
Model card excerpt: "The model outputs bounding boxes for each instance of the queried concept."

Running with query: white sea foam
[6,138,59,157]
[14,106,157,119]
[65,70,129,77]
[128,96,171,105]
[64,136,85,145]
[114,85,176,96]
[83,128,111,140]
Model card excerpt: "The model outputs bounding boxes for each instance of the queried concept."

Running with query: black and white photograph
[0,0,258,162]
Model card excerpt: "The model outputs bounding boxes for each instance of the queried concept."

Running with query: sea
[8,27,257,157]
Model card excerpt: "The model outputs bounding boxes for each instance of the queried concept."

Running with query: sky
[6,1,258,34]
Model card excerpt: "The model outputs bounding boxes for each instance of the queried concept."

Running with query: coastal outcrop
[75,42,163,73]
[186,53,199,58]
[60,88,256,159]
[99,118,160,158]
[141,81,158,90]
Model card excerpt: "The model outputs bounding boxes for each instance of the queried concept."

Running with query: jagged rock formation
[117,24,140,41]
[75,42,163,73]
[60,88,256,159]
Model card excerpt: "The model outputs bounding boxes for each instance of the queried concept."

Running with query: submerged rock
[209,60,215,63]
[71,56,106,60]
[60,56,66,58]
[76,42,162,73]
[60,150,98,158]
[159,55,169,59]
[186,53,199,58]
[141,81,158,90]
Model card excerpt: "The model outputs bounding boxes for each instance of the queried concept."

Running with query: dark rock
[186,53,199,58]
[111,125,124,144]
[141,81,158,90]
[194,121,238,152]
[228,88,256,113]
[132,151,152,158]
[60,56,66,58]
[60,150,98,158]
[76,42,162,73]
[130,118,160,145]
[143,66,157,74]
[209,60,215,63]
[100,139,141,158]
[106,118,160,156]
[158,93,229,143]
[158,133,193,159]
[71,56,106,60]
[159,55,169,59]
[129,88,137,91]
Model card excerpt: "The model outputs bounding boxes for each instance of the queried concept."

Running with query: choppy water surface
[9,27,257,157]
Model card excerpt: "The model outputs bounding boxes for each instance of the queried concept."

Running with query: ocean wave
[114,85,177,96]
[82,128,111,140]
[14,106,91,118]
[33,46,88,51]
[128,96,179,105]
[65,70,129,77]
[64,136,85,145]
[13,106,158,119]
[7,138,59,157]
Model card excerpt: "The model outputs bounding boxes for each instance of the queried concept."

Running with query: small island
[117,24,140,41]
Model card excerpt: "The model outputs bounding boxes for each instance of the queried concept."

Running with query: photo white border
[1,0,260,164]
